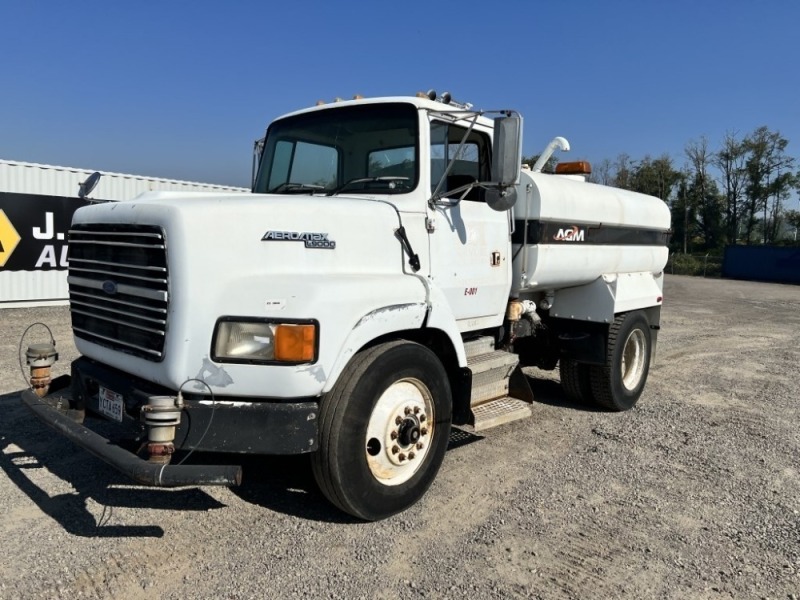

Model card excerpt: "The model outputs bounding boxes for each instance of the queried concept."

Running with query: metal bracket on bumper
[20,379,242,488]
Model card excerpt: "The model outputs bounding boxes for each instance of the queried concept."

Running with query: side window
[430,121,447,191]
[430,121,490,201]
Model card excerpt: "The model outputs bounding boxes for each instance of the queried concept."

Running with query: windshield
[253,103,419,195]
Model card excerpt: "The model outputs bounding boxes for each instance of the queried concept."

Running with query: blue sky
[3,1,799,199]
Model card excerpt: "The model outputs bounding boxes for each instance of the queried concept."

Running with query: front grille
[68,224,169,361]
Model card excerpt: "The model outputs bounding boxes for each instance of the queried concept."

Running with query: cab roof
[273,96,496,128]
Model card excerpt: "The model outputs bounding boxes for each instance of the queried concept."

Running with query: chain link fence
[666,253,723,278]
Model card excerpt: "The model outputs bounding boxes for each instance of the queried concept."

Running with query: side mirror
[488,115,522,211]
[78,172,102,199]
[485,187,518,211]
[492,115,522,187]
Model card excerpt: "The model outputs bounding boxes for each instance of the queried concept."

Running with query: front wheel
[311,341,452,520]
[589,311,652,411]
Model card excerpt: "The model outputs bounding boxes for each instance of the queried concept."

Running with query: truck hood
[72,191,408,279]
[69,191,428,395]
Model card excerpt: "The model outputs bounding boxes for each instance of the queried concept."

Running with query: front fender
[323,302,428,393]
[323,280,469,394]
[423,283,468,367]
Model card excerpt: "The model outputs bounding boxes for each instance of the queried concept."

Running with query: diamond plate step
[470,378,511,407]
[464,343,533,429]
[467,350,520,406]
[463,336,495,359]
[470,396,533,432]
[467,350,518,375]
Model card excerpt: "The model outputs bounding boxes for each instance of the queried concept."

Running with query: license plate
[98,386,124,422]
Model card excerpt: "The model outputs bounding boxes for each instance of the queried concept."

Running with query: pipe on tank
[531,137,570,172]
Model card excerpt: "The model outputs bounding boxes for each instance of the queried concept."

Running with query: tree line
[528,126,800,253]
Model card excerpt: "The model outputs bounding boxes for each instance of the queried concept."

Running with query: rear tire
[589,311,651,411]
[560,358,593,403]
[311,340,452,520]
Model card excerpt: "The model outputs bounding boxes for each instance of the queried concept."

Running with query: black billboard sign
[0,192,92,272]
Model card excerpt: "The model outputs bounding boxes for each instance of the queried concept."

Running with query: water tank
[511,170,671,293]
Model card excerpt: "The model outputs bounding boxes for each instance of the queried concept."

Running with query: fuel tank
[511,170,671,293]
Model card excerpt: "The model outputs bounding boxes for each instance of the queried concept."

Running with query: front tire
[589,311,652,411]
[311,340,452,520]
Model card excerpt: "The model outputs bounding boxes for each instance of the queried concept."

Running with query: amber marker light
[275,324,317,362]
[555,161,592,175]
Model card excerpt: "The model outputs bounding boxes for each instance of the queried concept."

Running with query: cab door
[427,120,512,332]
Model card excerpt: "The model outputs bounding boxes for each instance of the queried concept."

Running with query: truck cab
[252,96,514,332]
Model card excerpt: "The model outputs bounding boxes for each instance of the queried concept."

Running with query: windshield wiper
[325,176,409,196]
[269,182,325,194]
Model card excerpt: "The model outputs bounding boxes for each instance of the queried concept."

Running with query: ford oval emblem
[102,280,118,295]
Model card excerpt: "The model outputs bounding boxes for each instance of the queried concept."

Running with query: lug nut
[421,427,428,436]
[408,452,416,460]
[413,406,420,414]
[392,445,399,454]
[395,416,403,425]
[398,453,406,462]
[417,442,424,450]
[404,406,412,415]
[419,414,426,422]
[390,431,398,440]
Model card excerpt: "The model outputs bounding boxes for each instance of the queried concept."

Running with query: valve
[140,395,182,464]
[26,343,59,397]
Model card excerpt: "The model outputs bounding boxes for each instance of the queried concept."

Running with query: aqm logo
[553,226,585,242]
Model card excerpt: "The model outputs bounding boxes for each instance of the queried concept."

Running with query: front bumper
[72,357,320,455]
[21,378,242,487]
[19,357,321,488]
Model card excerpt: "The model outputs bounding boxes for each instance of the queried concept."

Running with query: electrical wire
[96,494,113,528]
[174,378,217,466]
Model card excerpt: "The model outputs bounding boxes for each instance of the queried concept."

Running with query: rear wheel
[311,340,452,520]
[559,358,593,403]
[589,311,651,411]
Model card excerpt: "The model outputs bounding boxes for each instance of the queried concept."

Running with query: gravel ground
[1,275,798,599]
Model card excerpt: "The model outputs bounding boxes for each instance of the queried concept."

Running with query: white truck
[22,91,671,520]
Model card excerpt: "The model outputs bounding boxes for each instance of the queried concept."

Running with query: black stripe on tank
[511,220,671,246]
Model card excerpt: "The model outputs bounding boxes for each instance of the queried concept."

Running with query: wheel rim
[365,377,435,487]
[620,328,647,391]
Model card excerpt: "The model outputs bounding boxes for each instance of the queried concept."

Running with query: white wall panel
[0,160,248,307]
[0,160,247,199]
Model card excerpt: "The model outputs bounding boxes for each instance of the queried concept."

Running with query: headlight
[214,321,276,360]
[212,319,317,364]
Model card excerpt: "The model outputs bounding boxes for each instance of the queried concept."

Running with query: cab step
[468,350,519,406]
[464,336,496,358]
[470,396,533,432]
[463,336,534,431]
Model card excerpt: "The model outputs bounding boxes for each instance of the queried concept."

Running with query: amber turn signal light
[275,324,316,362]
